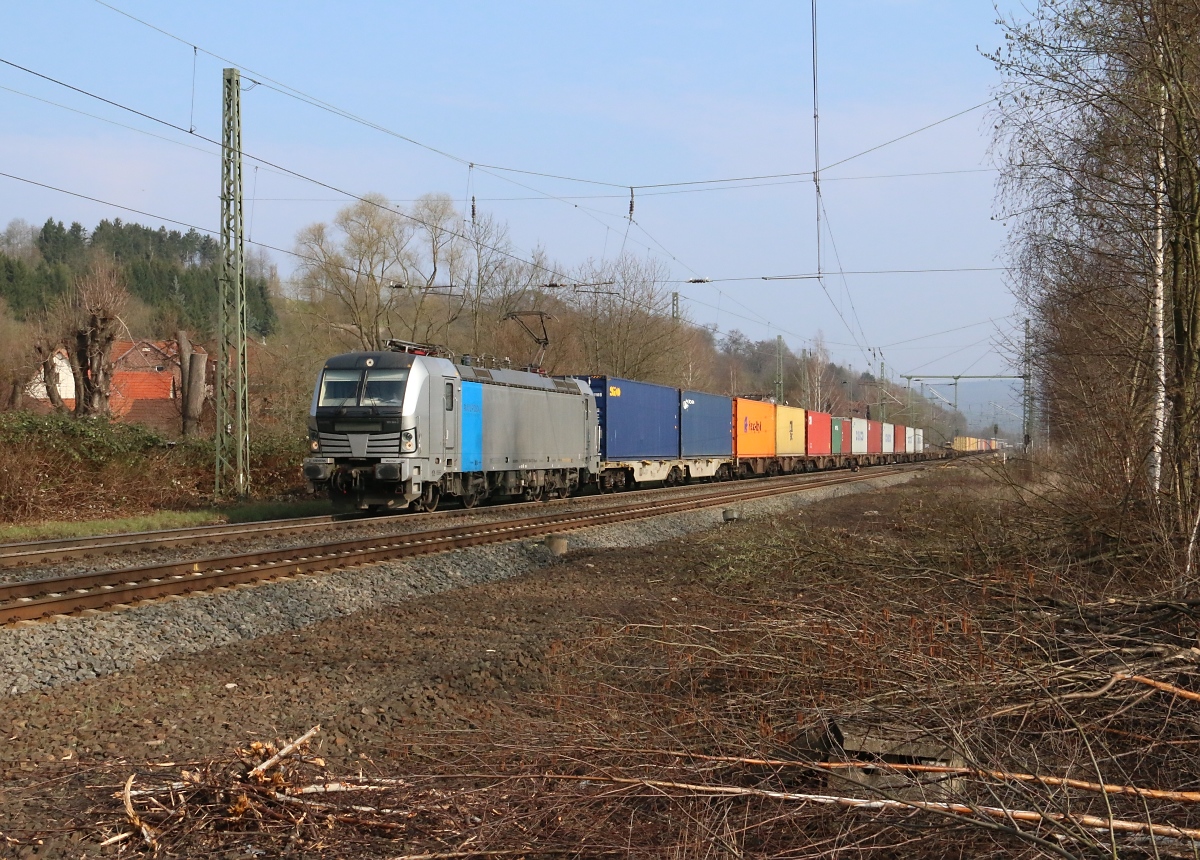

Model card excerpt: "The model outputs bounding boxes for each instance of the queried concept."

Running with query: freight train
[302,343,941,512]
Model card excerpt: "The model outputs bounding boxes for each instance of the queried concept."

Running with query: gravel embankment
[0,471,919,696]
[1,475,873,584]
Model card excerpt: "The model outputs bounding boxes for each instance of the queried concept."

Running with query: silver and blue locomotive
[303,343,599,511]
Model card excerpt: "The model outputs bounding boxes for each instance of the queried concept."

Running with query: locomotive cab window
[361,369,409,407]
[444,382,454,411]
[318,369,362,407]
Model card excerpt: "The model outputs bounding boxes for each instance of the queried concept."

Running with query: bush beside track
[0,413,307,524]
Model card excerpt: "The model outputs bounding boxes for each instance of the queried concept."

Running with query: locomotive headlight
[400,429,416,452]
[309,439,319,452]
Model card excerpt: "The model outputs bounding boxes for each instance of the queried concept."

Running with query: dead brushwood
[84,473,1200,857]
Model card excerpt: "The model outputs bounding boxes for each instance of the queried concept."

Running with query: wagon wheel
[460,492,479,509]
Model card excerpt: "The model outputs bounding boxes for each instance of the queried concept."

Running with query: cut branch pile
[90,473,1200,857]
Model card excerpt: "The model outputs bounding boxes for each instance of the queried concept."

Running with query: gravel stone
[0,471,918,696]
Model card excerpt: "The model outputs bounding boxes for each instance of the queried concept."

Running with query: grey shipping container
[584,376,680,461]
[680,390,733,457]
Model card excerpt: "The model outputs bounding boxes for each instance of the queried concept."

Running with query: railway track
[0,464,931,569]
[0,465,920,625]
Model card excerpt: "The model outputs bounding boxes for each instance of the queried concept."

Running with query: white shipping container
[915,429,924,451]
[906,426,916,454]
[851,417,868,455]
[882,423,895,454]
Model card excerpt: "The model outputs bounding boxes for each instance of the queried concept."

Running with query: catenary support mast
[216,67,250,498]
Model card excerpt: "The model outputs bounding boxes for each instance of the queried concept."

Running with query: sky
[0,1,1025,429]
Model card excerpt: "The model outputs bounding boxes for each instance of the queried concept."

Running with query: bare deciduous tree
[63,255,128,417]
[992,0,1200,579]
[295,195,414,351]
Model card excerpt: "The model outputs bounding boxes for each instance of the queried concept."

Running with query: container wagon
[679,390,735,481]
[584,375,680,490]
[775,405,807,471]
[806,410,833,461]
[831,416,844,454]
[851,417,868,457]
[733,397,776,476]
[867,420,883,460]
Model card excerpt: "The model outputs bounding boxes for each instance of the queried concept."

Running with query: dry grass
[85,465,1200,857]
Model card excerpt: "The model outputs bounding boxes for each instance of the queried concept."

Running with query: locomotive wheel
[460,492,479,509]
[417,486,440,512]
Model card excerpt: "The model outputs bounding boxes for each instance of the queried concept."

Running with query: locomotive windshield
[317,368,409,408]
[361,369,408,406]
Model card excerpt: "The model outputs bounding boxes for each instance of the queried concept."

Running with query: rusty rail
[0,466,921,625]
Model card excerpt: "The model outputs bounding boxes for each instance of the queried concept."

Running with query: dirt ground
[1,464,1196,859]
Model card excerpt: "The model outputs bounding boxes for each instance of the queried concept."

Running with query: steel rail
[0,466,918,624]
[0,460,939,569]
[0,513,356,569]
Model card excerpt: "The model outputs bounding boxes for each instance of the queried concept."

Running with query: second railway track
[0,466,920,625]
[0,465,917,570]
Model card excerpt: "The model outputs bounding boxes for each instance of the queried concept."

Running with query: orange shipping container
[734,398,776,458]
[775,405,806,455]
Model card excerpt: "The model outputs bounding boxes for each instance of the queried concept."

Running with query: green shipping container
[831,417,845,454]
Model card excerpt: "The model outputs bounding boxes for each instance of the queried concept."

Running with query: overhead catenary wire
[0,56,767,338]
[225,168,998,205]
[0,55,574,283]
[880,318,1003,348]
[21,7,1010,381]
[816,196,872,365]
[0,168,615,306]
[89,0,1001,196]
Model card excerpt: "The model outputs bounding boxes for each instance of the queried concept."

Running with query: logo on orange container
[743,416,762,433]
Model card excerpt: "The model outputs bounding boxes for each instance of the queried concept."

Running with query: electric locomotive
[303,342,599,511]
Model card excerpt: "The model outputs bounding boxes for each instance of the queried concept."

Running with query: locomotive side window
[444,382,454,411]
[361,369,409,406]
[318,370,362,407]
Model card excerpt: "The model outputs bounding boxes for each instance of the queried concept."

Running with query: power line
[761,266,1007,278]
[821,98,996,172]
[816,197,872,365]
[657,266,1007,286]
[880,318,1002,348]
[238,166,995,203]
[0,55,573,282]
[89,1,999,195]
[904,334,998,374]
[0,84,217,156]
[0,169,403,285]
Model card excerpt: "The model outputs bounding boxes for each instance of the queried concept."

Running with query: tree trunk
[177,330,193,435]
[34,342,67,413]
[182,352,206,437]
[177,330,192,400]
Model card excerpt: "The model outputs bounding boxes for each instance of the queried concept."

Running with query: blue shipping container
[584,376,680,461]
[680,390,733,457]
[460,380,483,471]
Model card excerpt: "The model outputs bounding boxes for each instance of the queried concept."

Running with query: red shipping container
[867,420,883,455]
[841,419,852,453]
[893,424,906,454]
[806,410,832,455]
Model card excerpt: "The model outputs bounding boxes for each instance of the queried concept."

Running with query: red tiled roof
[112,371,174,402]
[109,371,175,417]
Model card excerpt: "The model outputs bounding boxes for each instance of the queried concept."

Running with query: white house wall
[25,353,75,401]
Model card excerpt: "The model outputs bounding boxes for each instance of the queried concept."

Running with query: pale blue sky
[1,0,1022,420]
